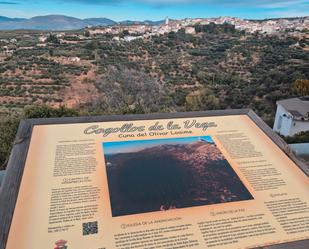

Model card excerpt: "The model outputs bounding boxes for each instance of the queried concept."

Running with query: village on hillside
[40,16,309,44]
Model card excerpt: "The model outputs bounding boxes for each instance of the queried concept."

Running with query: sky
[0,0,308,20]
[103,136,214,155]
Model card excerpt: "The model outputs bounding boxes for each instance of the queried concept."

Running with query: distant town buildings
[273,97,309,137]
[15,16,307,45]
[84,16,308,42]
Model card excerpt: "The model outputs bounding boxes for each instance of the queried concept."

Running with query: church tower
[165,16,169,25]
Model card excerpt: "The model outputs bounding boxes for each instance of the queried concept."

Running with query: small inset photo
[103,136,253,217]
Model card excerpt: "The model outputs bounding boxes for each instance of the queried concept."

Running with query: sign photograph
[0,110,308,249]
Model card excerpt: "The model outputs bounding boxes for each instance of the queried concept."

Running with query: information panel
[2,111,309,249]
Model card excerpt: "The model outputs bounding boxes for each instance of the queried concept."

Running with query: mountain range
[0,15,164,30]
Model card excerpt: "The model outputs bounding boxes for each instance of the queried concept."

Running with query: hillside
[0,16,26,22]
[0,15,166,30]
[0,23,308,170]
[0,23,307,123]
[0,15,116,30]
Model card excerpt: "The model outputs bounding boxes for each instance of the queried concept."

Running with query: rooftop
[277,96,309,120]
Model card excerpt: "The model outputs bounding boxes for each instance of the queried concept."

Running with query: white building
[165,16,169,26]
[68,57,81,62]
[273,97,309,137]
[123,36,141,42]
[38,36,47,43]
[10,38,17,44]
[185,26,196,34]
[55,32,65,38]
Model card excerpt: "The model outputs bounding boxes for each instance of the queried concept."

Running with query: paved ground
[299,155,309,162]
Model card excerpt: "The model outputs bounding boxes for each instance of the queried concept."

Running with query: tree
[46,34,60,44]
[84,30,90,37]
[0,116,19,170]
[23,105,79,118]
[49,49,54,57]
[95,66,167,113]
[185,88,220,111]
[293,79,309,96]
[122,30,129,36]
[0,106,80,170]
[85,41,98,50]
[283,130,309,144]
